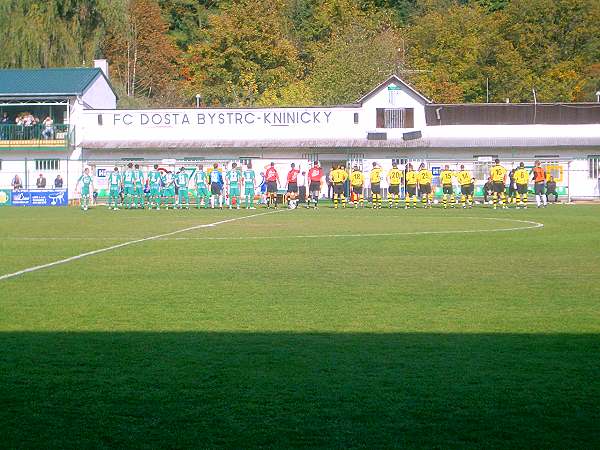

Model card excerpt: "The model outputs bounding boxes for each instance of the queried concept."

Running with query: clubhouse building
[1,63,599,204]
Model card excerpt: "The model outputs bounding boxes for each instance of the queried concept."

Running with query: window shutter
[404,108,414,128]
[376,108,385,128]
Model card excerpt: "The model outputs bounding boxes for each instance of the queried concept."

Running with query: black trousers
[298,186,307,203]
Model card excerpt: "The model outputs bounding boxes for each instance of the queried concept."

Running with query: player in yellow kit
[404,164,418,208]
[417,163,433,208]
[439,165,456,208]
[330,164,348,208]
[456,165,474,208]
[513,162,529,208]
[349,166,364,208]
[490,158,508,209]
[370,162,383,209]
[387,163,403,208]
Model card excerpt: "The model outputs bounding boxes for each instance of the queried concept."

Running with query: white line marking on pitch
[0,210,282,282]
[154,217,543,241]
[1,217,543,241]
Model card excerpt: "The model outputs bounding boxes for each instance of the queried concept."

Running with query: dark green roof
[0,67,109,97]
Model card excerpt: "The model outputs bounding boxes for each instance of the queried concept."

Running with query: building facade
[1,70,599,203]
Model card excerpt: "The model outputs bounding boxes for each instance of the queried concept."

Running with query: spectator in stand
[546,177,558,203]
[36,173,47,188]
[0,112,8,139]
[54,174,64,188]
[483,176,494,204]
[42,116,54,139]
[11,174,23,190]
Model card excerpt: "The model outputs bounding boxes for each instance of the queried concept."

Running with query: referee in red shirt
[265,162,280,208]
[307,161,324,209]
[286,163,300,208]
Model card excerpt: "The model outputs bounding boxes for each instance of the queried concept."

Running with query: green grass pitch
[1,204,599,448]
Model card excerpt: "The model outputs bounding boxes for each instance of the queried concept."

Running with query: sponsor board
[11,189,68,207]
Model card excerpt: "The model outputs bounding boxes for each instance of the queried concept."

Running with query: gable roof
[0,67,115,98]
[356,74,432,105]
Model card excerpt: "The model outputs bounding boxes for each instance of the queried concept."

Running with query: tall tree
[183,0,301,106]
[501,0,600,101]
[0,0,117,68]
[103,0,181,102]
[405,4,534,103]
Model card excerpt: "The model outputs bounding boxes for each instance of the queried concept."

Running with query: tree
[306,27,403,105]
[405,4,534,103]
[158,0,218,50]
[500,0,600,102]
[103,0,181,101]
[0,0,116,68]
[183,0,301,106]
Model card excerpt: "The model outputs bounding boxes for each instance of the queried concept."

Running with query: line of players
[97,162,261,210]
[75,158,551,211]
[327,158,550,210]
[327,161,474,209]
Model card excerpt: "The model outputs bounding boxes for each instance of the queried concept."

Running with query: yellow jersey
[457,170,473,186]
[370,168,383,184]
[490,165,507,182]
[417,169,433,184]
[350,170,364,186]
[514,168,529,185]
[440,170,454,185]
[331,169,347,183]
[387,168,403,185]
[406,170,418,185]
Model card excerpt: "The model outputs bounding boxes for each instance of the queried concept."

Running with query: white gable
[82,75,117,110]
[358,76,429,130]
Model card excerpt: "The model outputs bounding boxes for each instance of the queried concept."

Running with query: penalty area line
[0,210,283,282]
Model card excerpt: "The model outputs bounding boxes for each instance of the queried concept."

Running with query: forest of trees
[1,0,598,107]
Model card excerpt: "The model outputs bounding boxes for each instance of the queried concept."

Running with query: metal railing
[0,124,71,149]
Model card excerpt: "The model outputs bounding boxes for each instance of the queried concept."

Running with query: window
[473,162,493,182]
[239,158,256,166]
[376,108,414,128]
[545,164,563,182]
[589,156,600,179]
[353,113,359,124]
[35,159,59,171]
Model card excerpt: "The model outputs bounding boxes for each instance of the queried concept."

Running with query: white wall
[79,107,362,148]
[82,76,117,110]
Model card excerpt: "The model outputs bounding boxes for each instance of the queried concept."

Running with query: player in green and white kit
[133,164,145,209]
[107,166,122,210]
[242,163,256,209]
[122,162,136,209]
[162,170,176,209]
[147,164,163,209]
[226,162,242,209]
[76,167,94,211]
[194,164,210,209]
[175,167,190,209]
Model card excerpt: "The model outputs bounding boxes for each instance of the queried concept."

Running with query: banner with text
[11,189,68,207]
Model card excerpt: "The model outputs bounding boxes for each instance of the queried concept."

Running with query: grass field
[1,204,599,448]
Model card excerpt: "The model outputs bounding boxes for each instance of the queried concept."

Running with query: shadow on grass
[1,332,598,448]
